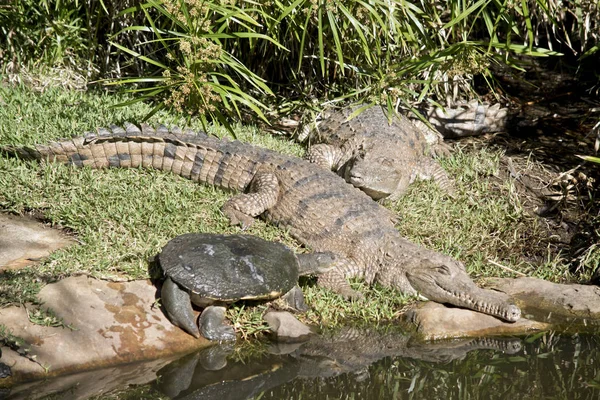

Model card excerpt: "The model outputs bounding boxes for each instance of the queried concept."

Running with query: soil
[467,59,600,281]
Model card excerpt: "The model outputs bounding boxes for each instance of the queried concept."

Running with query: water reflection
[2,327,599,399]
[154,325,583,400]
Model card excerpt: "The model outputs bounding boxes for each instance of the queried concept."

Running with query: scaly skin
[2,123,520,321]
[296,326,523,378]
[306,105,456,201]
[303,102,508,200]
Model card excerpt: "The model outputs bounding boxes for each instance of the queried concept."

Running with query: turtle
[158,233,337,341]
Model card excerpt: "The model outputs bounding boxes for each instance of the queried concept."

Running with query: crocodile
[304,102,507,201]
[412,100,507,139]
[295,327,523,378]
[2,123,521,321]
[305,105,456,201]
[154,327,522,398]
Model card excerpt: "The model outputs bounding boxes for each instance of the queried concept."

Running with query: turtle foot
[281,286,309,312]
[198,343,235,371]
[199,306,236,341]
[162,277,201,338]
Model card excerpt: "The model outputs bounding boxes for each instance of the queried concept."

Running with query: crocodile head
[406,258,521,322]
[343,141,413,201]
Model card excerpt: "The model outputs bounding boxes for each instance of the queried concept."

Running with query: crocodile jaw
[406,260,521,322]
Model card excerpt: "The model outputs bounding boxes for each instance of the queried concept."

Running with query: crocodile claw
[222,206,255,230]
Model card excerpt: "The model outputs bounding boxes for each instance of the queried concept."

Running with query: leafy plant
[0,1,97,72]
[107,0,565,124]
[578,155,600,164]
[110,0,278,128]
[26,307,75,329]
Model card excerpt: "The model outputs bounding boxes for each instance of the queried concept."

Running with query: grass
[392,146,573,283]
[0,82,573,337]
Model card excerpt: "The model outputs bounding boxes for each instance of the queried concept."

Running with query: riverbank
[1,79,599,384]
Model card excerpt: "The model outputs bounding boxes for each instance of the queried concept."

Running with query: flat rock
[0,213,74,271]
[264,311,313,340]
[406,302,550,340]
[407,277,600,339]
[4,357,173,400]
[489,277,600,322]
[0,276,210,384]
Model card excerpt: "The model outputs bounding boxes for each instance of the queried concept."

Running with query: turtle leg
[198,343,235,371]
[161,277,200,338]
[281,285,309,312]
[199,306,236,342]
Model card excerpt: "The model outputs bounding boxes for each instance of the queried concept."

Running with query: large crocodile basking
[304,102,507,200]
[305,105,454,200]
[2,123,520,321]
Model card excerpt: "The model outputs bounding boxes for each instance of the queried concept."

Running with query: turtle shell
[159,233,299,302]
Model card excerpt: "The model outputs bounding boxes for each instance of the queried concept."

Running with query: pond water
[152,327,600,400]
[2,326,599,399]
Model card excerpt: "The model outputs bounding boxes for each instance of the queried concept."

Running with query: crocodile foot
[221,206,255,230]
[338,287,365,302]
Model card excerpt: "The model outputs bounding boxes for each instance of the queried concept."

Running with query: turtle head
[296,251,338,275]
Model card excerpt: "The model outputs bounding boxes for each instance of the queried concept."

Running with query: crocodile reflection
[154,326,522,399]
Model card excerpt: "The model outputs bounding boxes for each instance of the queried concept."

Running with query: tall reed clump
[110,0,564,122]
[109,0,280,128]
[4,1,596,120]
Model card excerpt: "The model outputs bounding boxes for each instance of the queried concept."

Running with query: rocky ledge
[1,214,599,386]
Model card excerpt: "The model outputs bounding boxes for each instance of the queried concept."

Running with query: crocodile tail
[1,123,258,192]
[1,144,42,160]
[418,158,456,197]
[2,128,139,166]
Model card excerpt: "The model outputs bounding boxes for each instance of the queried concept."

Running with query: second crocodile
[2,124,521,321]
[305,103,506,200]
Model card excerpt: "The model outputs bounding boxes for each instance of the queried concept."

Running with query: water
[151,328,600,400]
[2,327,599,399]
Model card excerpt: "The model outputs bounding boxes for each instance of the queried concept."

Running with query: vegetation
[2,0,598,120]
[0,83,581,336]
[0,0,598,339]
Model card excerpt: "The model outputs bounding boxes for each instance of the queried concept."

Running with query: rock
[489,277,600,322]
[0,213,74,271]
[407,277,600,339]
[0,360,11,379]
[406,302,549,340]
[264,311,313,340]
[4,357,171,400]
[0,276,211,383]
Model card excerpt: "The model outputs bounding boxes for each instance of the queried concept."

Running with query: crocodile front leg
[306,144,346,170]
[317,257,366,301]
[222,170,279,229]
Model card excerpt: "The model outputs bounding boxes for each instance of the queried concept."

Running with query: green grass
[0,83,572,337]
[391,146,572,283]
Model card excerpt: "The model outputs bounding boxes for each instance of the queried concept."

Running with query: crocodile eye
[437,265,451,275]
